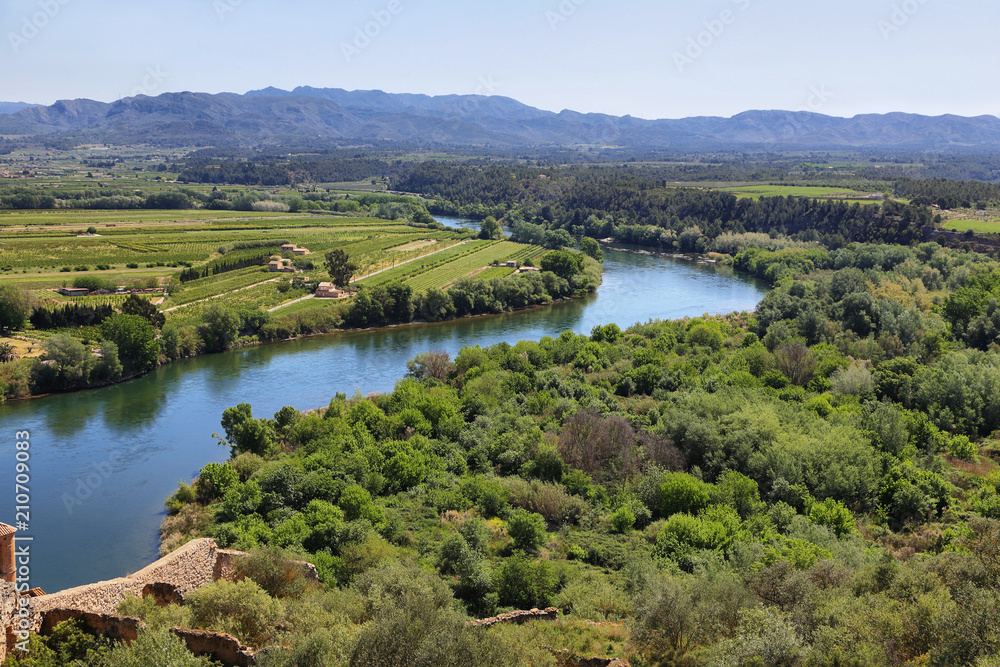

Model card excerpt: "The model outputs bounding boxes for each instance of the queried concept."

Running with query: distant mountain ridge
[1,87,999,150]
[0,101,39,115]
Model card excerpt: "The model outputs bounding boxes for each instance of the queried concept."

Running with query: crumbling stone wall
[39,609,142,642]
[0,539,320,665]
[25,538,219,627]
[214,549,319,583]
[550,651,631,667]
[0,582,17,663]
[467,607,560,627]
[171,627,255,667]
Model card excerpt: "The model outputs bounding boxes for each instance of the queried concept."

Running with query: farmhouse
[315,282,343,298]
[268,259,296,273]
[58,287,91,297]
[281,243,311,255]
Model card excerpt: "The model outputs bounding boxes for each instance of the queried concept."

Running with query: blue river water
[0,231,768,592]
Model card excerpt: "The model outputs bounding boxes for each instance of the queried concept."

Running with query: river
[0,242,768,593]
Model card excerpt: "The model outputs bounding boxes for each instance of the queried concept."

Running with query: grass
[943,219,1000,234]
[717,184,879,200]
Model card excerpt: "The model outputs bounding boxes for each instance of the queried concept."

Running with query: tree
[0,284,32,331]
[219,403,278,457]
[479,216,504,240]
[406,351,456,381]
[120,294,166,329]
[325,249,357,288]
[541,251,584,280]
[199,304,240,352]
[579,236,604,262]
[33,334,92,389]
[100,314,159,372]
[0,342,19,363]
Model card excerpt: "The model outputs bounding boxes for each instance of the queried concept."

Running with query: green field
[718,184,881,201]
[356,240,540,291]
[0,205,485,338]
[943,218,1000,234]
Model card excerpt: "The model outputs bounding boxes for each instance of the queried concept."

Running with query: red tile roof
[0,523,16,537]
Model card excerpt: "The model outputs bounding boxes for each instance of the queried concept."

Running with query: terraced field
[355,240,540,291]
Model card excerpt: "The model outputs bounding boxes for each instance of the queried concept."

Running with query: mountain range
[2,87,999,150]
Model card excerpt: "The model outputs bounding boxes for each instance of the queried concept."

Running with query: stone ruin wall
[0,538,220,663]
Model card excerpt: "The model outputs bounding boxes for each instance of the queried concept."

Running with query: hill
[2,87,1000,150]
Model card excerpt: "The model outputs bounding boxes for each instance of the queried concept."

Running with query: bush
[658,473,713,518]
[495,551,557,610]
[196,462,239,503]
[807,498,856,537]
[234,545,316,599]
[185,578,284,647]
[96,628,212,666]
[610,505,636,533]
[506,509,547,553]
[165,480,197,513]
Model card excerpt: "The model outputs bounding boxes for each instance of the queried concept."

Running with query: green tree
[219,403,278,457]
[541,250,584,280]
[0,341,19,363]
[120,294,166,329]
[478,216,504,240]
[325,249,357,288]
[92,339,124,382]
[100,313,159,372]
[0,284,32,331]
[32,334,93,389]
[199,304,240,352]
[197,462,239,502]
[579,236,604,262]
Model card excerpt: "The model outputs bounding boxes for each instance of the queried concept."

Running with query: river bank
[1,267,600,403]
[0,247,768,592]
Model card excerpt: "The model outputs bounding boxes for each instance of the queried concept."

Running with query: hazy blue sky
[2,0,997,119]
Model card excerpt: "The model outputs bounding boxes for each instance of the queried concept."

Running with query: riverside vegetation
[7,150,1000,664]
[11,239,1000,665]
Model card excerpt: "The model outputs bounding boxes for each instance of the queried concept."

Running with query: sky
[2,0,998,120]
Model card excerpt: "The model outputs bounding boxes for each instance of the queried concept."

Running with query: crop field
[943,218,1000,234]
[0,209,295,228]
[717,184,881,201]
[163,268,277,308]
[37,293,158,308]
[355,240,541,291]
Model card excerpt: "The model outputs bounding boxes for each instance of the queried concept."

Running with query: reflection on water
[0,248,768,592]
